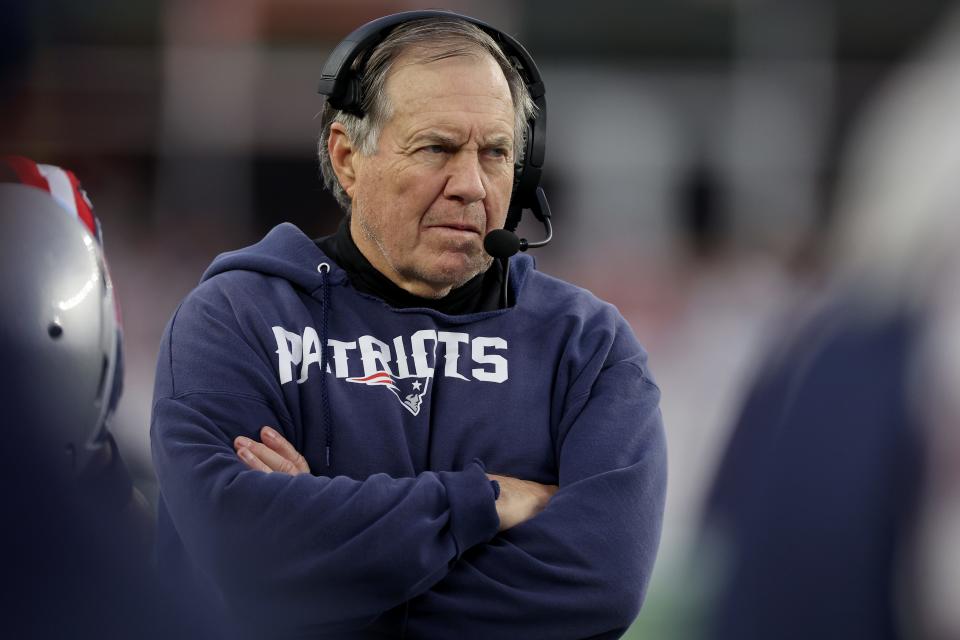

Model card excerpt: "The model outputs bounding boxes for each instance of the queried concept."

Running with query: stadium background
[2,1,954,636]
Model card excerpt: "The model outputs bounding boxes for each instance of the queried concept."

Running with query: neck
[314,216,505,314]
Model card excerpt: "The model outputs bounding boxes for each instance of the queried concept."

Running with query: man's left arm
[402,358,667,639]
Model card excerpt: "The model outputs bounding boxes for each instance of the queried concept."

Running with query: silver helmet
[0,179,122,473]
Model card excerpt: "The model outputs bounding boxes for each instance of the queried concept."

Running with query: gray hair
[317,17,537,211]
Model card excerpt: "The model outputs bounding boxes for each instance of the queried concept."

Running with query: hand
[486,473,558,531]
[234,426,311,476]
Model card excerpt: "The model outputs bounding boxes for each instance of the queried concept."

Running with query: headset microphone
[485,187,553,307]
[485,185,554,259]
[484,229,521,260]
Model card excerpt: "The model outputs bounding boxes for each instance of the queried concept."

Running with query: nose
[443,150,486,204]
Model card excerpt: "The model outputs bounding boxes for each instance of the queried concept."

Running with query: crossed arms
[235,426,557,533]
[153,370,664,638]
[152,286,666,639]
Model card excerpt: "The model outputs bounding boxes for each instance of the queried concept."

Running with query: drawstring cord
[317,262,332,467]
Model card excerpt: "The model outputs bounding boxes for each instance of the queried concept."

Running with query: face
[337,51,516,298]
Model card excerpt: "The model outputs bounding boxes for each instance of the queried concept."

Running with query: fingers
[260,426,310,474]
[486,473,559,531]
[236,444,272,473]
[488,473,558,496]
[234,432,306,476]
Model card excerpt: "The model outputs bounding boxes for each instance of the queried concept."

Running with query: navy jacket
[151,223,667,639]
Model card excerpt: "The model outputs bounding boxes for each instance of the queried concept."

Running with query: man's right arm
[150,287,501,634]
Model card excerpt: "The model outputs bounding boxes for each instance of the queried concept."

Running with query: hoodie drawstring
[317,262,332,467]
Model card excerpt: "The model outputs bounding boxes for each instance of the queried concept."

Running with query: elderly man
[151,13,666,640]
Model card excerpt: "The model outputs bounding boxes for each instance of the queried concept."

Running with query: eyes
[418,144,511,161]
[484,146,510,160]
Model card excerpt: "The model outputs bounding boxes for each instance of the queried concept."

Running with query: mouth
[427,223,482,236]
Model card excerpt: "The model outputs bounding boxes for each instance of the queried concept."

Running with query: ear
[328,122,359,197]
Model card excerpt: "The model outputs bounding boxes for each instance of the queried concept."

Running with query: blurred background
[4,0,959,637]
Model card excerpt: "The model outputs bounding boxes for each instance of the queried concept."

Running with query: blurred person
[150,10,667,640]
[0,156,217,638]
[697,6,960,639]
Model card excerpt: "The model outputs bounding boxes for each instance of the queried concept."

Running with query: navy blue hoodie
[151,223,667,639]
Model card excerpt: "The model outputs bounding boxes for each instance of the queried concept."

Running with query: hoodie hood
[202,223,350,293]
[200,222,535,314]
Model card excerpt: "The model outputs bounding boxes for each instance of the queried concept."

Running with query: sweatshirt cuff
[437,458,500,559]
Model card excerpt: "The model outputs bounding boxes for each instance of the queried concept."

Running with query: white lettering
[358,335,393,377]
[410,329,437,378]
[272,326,302,385]
[327,339,357,379]
[472,336,508,383]
[437,331,469,380]
[392,335,411,378]
[297,326,323,384]
[272,326,509,385]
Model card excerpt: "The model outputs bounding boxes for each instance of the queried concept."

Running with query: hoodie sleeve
[402,356,668,639]
[150,282,500,634]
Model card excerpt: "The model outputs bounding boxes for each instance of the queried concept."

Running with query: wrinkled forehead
[384,56,516,142]
[384,44,512,104]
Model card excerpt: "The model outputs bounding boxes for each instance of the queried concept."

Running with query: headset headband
[317,10,547,231]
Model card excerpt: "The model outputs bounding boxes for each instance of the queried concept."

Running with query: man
[151,14,666,639]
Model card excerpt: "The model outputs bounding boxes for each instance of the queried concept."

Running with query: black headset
[317,9,552,255]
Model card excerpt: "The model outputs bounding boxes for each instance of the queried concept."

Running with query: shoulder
[157,271,292,401]
[167,271,270,343]
[522,268,617,317]
[184,255,327,325]
[515,265,653,378]
[521,268,635,339]
[191,268,276,304]
[165,259,309,359]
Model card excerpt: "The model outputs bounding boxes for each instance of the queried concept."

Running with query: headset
[317,9,553,262]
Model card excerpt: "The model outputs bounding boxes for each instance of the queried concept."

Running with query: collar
[314,216,504,314]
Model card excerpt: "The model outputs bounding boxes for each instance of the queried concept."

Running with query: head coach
[150,10,667,639]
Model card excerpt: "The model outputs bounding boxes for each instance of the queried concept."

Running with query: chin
[421,254,492,291]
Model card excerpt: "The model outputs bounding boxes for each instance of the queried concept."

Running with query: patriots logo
[346,371,431,416]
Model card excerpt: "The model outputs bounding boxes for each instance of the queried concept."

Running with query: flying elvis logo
[272,327,507,416]
[346,371,430,416]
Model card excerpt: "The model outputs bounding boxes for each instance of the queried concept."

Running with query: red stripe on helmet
[1,155,51,192]
[64,168,97,238]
